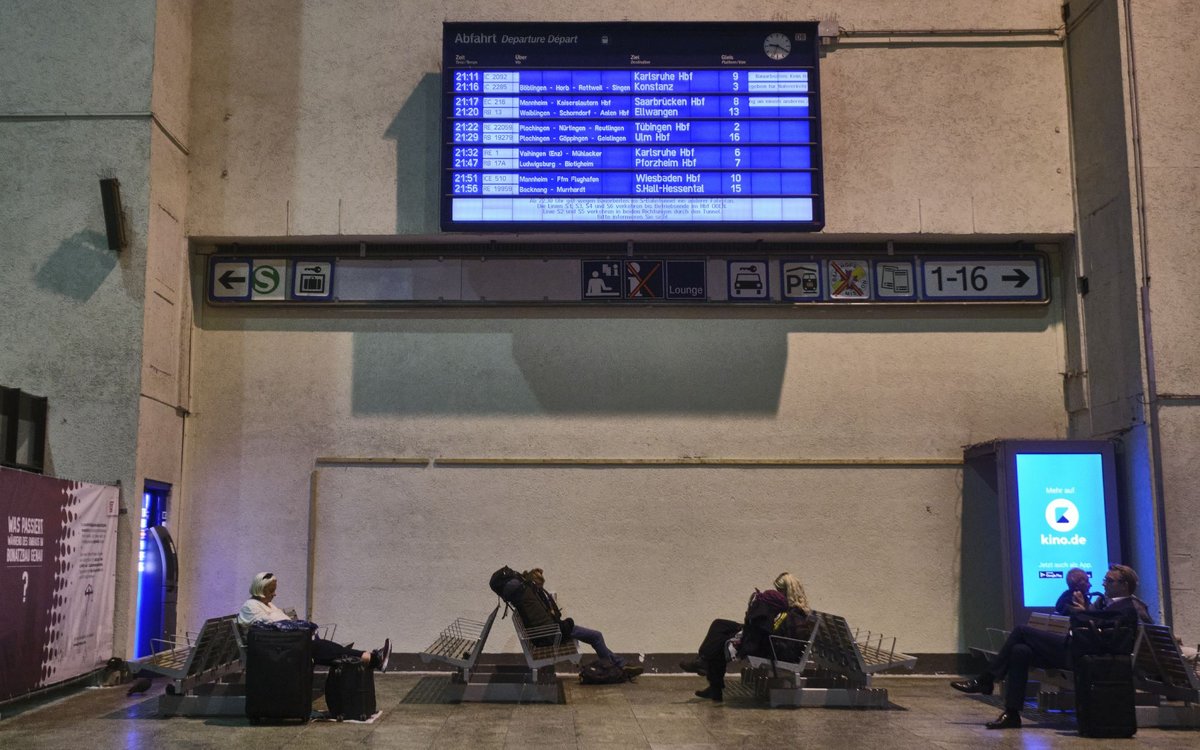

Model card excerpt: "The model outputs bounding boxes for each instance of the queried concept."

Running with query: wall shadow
[351,318,788,415]
[387,73,441,233]
[34,230,116,301]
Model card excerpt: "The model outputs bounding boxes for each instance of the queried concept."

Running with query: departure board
[442,22,824,232]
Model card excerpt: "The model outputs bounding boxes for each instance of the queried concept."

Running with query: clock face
[764,32,791,60]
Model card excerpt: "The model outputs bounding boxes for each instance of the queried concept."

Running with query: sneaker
[371,638,391,672]
[623,665,644,678]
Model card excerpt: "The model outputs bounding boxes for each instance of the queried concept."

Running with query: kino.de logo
[1045,498,1079,532]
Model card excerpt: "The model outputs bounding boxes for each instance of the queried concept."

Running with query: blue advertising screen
[442,22,824,232]
[1014,453,1111,608]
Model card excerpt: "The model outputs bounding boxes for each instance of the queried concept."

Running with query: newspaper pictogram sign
[827,259,871,300]
[781,261,821,301]
[290,261,334,301]
[625,260,664,299]
[874,260,916,300]
[728,260,769,301]
[665,260,707,301]
[582,261,623,299]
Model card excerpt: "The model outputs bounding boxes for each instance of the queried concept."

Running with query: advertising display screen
[442,22,824,232]
[1013,452,1113,608]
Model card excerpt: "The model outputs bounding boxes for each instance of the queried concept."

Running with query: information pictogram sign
[624,260,664,299]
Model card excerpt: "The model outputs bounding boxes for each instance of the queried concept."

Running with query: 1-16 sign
[920,258,1044,301]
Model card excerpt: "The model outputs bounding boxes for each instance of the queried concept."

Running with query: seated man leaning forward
[951,563,1152,730]
[238,572,391,671]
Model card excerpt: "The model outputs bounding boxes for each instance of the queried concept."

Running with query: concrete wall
[0,0,196,656]
[187,1,1072,239]
[1123,0,1200,643]
[1063,0,1200,643]
[176,2,1080,658]
[0,0,163,656]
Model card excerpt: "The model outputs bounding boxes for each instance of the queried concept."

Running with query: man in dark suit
[950,564,1152,729]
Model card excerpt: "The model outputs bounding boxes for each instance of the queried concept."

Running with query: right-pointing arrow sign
[1001,268,1030,288]
[921,258,1044,301]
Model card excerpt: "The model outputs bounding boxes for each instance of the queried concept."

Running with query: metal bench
[740,610,917,707]
[969,611,1200,725]
[141,614,243,695]
[1132,624,1200,726]
[512,609,581,679]
[139,614,247,715]
[420,605,500,683]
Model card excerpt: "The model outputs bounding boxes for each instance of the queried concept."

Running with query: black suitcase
[325,657,377,721]
[245,627,314,723]
[1073,654,1136,738]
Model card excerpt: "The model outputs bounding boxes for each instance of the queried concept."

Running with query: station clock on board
[763,32,791,60]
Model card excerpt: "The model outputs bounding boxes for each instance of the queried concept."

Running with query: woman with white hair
[680,572,811,703]
[238,571,391,670]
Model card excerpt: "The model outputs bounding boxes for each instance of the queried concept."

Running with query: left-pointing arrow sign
[210,260,252,300]
[219,269,247,289]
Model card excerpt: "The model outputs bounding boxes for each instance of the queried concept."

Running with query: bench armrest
[520,622,566,644]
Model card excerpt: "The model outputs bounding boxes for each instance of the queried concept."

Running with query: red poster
[1,468,118,702]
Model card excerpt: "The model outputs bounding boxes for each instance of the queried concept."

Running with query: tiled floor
[2,674,1198,748]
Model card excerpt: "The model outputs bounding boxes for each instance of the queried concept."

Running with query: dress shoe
[985,710,1022,729]
[949,678,993,695]
[678,659,707,675]
[694,686,723,702]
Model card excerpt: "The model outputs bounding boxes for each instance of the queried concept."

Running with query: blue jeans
[571,624,623,667]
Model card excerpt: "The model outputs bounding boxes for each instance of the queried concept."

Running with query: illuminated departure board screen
[442,22,824,232]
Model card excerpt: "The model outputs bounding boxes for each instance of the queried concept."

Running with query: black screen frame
[441,21,825,234]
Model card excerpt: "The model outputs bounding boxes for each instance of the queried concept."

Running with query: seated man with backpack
[490,566,643,680]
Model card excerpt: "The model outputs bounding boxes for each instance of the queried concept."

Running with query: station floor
[2,674,1199,749]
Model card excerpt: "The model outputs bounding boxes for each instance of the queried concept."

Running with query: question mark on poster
[22,570,29,603]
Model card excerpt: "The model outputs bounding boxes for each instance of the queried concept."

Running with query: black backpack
[489,566,525,603]
[770,607,815,665]
[579,659,629,685]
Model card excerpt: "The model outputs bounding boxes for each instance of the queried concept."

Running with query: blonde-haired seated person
[679,572,811,702]
[238,572,391,671]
